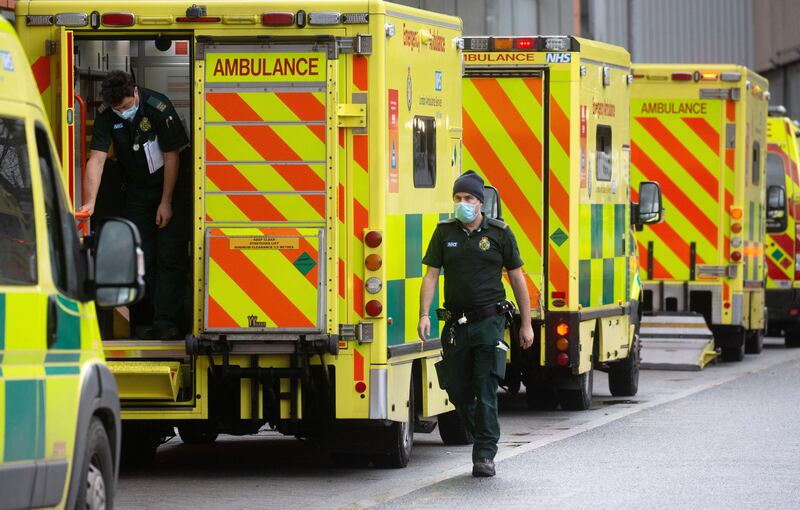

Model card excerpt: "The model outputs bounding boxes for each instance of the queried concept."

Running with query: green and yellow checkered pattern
[578,203,630,307]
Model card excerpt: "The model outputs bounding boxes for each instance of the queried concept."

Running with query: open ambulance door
[194,35,342,343]
[53,28,79,207]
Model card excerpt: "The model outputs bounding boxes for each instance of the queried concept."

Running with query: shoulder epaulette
[487,217,508,229]
[437,218,457,225]
[146,95,168,112]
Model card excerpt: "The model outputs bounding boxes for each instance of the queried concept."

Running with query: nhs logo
[545,53,572,64]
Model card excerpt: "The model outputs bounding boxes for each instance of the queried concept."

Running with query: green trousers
[441,314,506,462]
[125,182,190,332]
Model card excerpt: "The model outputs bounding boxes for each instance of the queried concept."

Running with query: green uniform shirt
[422,215,523,313]
[90,87,188,186]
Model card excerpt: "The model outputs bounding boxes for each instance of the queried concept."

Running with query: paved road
[116,338,800,509]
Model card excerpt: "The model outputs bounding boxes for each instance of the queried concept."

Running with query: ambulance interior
[72,36,192,339]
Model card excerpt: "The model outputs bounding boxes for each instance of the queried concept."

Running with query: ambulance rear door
[197,39,340,336]
[463,67,546,315]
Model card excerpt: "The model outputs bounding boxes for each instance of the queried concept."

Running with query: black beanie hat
[453,170,485,203]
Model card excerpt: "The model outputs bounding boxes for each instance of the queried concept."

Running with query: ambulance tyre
[608,334,640,397]
[372,379,414,468]
[745,329,764,354]
[557,369,593,411]
[76,417,114,510]
[438,410,473,445]
[524,381,559,411]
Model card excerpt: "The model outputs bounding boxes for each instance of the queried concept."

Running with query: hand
[418,316,430,341]
[156,201,172,229]
[519,322,534,350]
[77,202,95,217]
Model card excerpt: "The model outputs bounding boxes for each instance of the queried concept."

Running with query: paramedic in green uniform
[79,71,190,340]
[418,170,534,477]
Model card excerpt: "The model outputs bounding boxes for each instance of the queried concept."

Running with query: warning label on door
[229,237,300,250]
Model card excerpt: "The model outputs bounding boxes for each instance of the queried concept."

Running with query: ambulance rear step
[108,361,182,401]
[639,313,718,371]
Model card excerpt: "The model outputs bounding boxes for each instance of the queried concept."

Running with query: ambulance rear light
[542,37,570,51]
[492,38,513,51]
[731,222,742,233]
[696,72,718,81]
[101,13,135,26]
[262,12,294,26]
[465,38,490,51]
[514,38,535,50]
[365,231,382,248]
[355,381,367,393]
[308,12,341,25]
[791,309,800,316]
[555,322,569,337]
[720,72,743,82]
[26,15,54,26]
[55,13,88,27]
[556,352,570,367]
[731,208,743,220]
[671,72,693,81]
[365,277,382,294]
[730,250,742,262]
[731,237,742,248]
[365,254,382,271]
[365,300,383,317]
[556,338,569,352]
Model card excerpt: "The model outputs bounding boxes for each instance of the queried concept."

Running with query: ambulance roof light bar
[768,105,788,117]
[262,12,294,26]
[462,36,579,52]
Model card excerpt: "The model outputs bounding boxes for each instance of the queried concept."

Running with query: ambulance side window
[596,125,613,182]
[413,116,437,188]
[752,142,761,185]
[0,116,37,285]
[37,126,84,299]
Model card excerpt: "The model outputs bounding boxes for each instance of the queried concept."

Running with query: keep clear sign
[229,237,300,250]
[206,52,325,83]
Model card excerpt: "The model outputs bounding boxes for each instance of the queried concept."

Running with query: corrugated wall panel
[629,0,753,66]
[589,0,629,48]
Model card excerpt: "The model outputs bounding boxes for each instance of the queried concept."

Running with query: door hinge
[337,34,372,56]
[699,88,740,101]
[45,40,57,56]
[337,103,366,128]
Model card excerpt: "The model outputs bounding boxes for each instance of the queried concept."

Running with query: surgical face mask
[113,99,138,121]
[454,201,479,223]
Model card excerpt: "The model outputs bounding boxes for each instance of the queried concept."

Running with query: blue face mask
[454,201,478,224]
[113,100,138,122]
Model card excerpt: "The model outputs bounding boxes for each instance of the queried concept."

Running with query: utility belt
[436,300,516,327]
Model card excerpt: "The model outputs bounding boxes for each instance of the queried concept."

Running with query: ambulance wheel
[558,369,593,411]
[720,343,745,362]
[608,334,641,397]
[76,417,114,510]
[524,382,559,411]
[372,379,414,468]
[437,410,473,445]
[745,330,764,354]
[177,423,218,444]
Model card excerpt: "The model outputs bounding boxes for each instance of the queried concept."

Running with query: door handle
[47,295,58,349]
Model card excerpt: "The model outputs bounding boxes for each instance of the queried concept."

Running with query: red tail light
[730,251,742,262]
[365,231,382,248]
[365,300,383,317]
[556,353,569,367]
[514,38,535,50]
[101,13,135,26]
[355,381,367,393]
[262,12,294,25]
[671,72,693,81]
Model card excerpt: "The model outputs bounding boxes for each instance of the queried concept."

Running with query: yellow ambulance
[0,15,143,510]
[765,105,800,347]
[15,0,462,467]
[462,36,663,410]
[630,64,769,362]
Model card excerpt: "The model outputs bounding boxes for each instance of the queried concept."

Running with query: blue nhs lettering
[545,53,572,64]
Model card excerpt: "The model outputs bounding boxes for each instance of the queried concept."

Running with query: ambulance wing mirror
[93,218,145,309]
[634,181,663,230]
[766,185,788,232]
[482,186,503,221]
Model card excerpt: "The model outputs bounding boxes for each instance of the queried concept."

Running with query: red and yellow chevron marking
[766,144,795,286]
[631,99,728,282]
[548,85,571,307]
[463,76,544,310]
[206,227,319,329]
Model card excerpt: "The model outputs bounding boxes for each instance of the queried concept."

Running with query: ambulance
[765,105,800,348]
[15,0,463,467]
[462,36,663,411]
[0,15,143,510]
[630,64,769,363]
